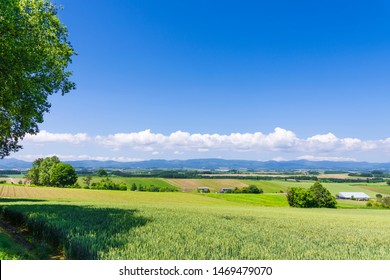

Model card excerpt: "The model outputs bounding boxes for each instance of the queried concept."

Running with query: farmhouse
[197,187,210,193]
[337,192,370,201]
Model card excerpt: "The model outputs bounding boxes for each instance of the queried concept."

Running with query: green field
[77,176,177,190]
[163,178,390,198]
[1,182,390,260]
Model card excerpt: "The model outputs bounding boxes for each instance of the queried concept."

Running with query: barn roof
[338,192,370,199]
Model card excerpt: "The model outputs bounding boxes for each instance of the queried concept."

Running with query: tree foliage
[25,156,77,187]
[287,182,336,208]
[0,0,75,158]
[50,162,78,187]
[82,175,92,187]
[97,168,108,177]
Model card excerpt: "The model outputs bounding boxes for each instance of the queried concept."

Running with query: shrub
[131,183,178,192]
[246,185,263,194]
[366,201,373,207]
[232,185,263,194]
[88,178,127,191]
[382,197,390,208]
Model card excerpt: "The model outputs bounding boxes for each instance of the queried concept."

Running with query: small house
[337,192,370,201]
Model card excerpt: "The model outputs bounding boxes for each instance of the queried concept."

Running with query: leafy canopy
[26,156,77,187]
[0,0,75,158]
[287,182,337,208]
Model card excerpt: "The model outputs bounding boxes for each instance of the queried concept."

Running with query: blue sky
[12,0,390,162]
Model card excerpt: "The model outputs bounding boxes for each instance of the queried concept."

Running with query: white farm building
[337,192,370,201]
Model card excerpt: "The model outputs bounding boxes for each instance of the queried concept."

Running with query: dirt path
[0,218,32,251]
[0,218,64,260]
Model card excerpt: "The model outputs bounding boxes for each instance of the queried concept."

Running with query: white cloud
[96,130,166,148]
[24,130,90,144]
[18,128,390,162]
[94,128,390,155]
[97,127,300,151]
[13,154,143,162]
[296,155,358,162]
[272,157,289,162]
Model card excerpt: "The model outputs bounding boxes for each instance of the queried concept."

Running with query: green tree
[130,183,137,191]
[25,156,77,187]
[382,196,390,208]
[0,0,75,158]
[247,185,263,194]
[38,155,60,185]
[287,183,336,208]
[287,187,311,208]
[97,168,108,177]
[309,182,337,208]
[82,175,92,188]
[25,157,43,185]
[50,162,77,187]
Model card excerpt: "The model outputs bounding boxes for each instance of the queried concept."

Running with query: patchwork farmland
[1,179,390,260]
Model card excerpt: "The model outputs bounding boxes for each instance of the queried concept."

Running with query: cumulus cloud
[96,127,300,151]
[94,128,390,155]
[24,130,90,144]
[20,128,390,161]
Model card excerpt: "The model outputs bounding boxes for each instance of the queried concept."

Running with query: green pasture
[206,193,289,207]
[77,176,176,190]
[160,177,390,198]
[1,185,390,260]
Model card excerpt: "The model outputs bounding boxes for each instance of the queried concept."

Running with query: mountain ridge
[1,158,390,170]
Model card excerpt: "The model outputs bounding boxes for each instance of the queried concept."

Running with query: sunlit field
[1,183,390,260]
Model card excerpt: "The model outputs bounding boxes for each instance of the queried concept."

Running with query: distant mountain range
[2,158,390,171]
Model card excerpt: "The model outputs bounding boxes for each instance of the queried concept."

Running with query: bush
[73,183,81,189]
[246,185,263,194]
[130,183,178,192]
[382,196,390,208]
[232,185,263,194]
[88,178,127,191]
[366,201,373,207]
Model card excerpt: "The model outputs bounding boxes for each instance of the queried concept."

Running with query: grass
[205,193,289,207]
[1,185,390,260]
[163,178,390,199]
[0,227,30,260]
[77,176,177,190]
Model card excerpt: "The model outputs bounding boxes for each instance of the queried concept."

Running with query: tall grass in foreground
[0,228,31,260]
[0,204,148,259]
